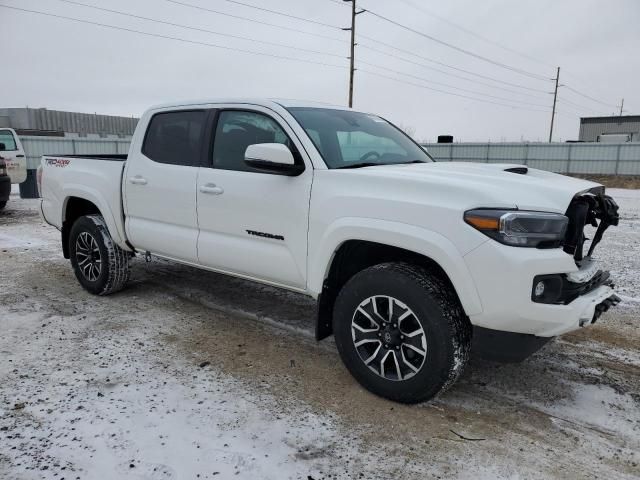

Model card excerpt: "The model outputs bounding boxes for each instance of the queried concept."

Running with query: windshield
[287,107,433,169]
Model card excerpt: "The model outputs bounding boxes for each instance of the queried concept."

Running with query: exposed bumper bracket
[586,294,621,326]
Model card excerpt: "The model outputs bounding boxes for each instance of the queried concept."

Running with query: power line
[218,0,342,30]
[392,0,555,69]
[364,2,620,113]
[0,4,348,69]
[163,0,347,44]
[357,33,550,94]
[358,68,553,113]
[557,98,603,115]
[563,85,617,109]
[560,70,619,107]
[358,60,552,108]
[391,0,622,111]
[360,7,551,81]
[358,42,549,100]
[52,0,346,59]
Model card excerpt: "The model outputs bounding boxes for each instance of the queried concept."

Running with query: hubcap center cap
[383,325,402,348]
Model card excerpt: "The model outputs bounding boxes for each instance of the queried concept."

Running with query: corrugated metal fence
[422,142,640,175]
[18,136,640,175]
[20,136,131,169]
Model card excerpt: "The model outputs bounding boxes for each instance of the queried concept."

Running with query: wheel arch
[61,191,128,258]
[310,220,484,340]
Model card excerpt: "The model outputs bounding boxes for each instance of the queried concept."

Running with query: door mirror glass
[244,143,303,176]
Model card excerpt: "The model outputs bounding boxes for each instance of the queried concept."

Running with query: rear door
[0,129,26,184]
[196,106,313,289]
[123,109,208,263]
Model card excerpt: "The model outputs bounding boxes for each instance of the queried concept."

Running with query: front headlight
[464,209,568,248]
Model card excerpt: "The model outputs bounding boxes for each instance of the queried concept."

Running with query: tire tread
[73,215,130,295]
[334,261,472,403]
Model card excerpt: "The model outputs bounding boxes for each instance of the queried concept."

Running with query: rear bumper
[0,175,11,201]
[464,240,619,337]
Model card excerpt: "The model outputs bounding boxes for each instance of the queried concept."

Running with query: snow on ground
[1,188,639,479]
[601,189,640,311]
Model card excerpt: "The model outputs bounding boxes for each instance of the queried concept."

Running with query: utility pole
[618,98,625,116]
[548,66,560,143]
[343,0,364,108]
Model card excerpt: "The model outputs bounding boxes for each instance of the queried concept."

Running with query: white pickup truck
[39,99,620,403]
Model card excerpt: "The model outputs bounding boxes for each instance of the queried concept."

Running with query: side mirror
[0,143,5,151]
[244,143,304,176]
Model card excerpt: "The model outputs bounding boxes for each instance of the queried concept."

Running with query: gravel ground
[0,187,638,479]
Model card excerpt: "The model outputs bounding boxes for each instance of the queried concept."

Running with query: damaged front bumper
[465,188,621,338]
[464,241,620,337]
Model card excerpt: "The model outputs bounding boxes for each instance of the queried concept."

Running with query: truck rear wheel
[69,215,130,295]
[333,262,471,403]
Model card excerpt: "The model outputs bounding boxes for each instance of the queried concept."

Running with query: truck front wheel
[333,262,471,403]
[69,215,130,295]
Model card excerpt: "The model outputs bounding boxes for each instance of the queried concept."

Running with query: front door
[196,108,312,289]
[124,109,207,263]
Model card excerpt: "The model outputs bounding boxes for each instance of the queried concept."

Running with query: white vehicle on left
[0,128,27,209]
[0,128,27,184]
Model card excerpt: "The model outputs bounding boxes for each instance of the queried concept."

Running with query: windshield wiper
[335,162,381,169]
[336,160,427,169]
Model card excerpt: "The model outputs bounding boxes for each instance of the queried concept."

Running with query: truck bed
[40,154,129,248]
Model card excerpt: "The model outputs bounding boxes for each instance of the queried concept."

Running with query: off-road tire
[333,262,472,404]
[69,214,130,295]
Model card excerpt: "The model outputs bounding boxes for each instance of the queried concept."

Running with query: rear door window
[142,110,206,166]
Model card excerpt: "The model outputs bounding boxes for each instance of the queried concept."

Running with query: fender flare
[308,217,484,316]
[61,184,130,250]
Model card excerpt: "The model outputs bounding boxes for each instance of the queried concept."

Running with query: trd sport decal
[246,230,285,241]
[46,158,71,167]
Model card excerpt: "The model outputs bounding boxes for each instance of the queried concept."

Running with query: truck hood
[349,162,602,213]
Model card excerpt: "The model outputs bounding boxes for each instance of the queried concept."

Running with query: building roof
[0,107,137,135]
[580,115,640,124]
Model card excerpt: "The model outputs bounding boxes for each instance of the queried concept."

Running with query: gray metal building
[579,115,640,142]
[0,107,138,139]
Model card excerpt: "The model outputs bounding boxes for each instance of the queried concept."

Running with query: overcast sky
[1,0,638,142]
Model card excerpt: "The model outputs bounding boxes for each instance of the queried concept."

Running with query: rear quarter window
[142,110,206,166]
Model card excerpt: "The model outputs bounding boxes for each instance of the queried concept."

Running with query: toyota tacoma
[39,99,620,403]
